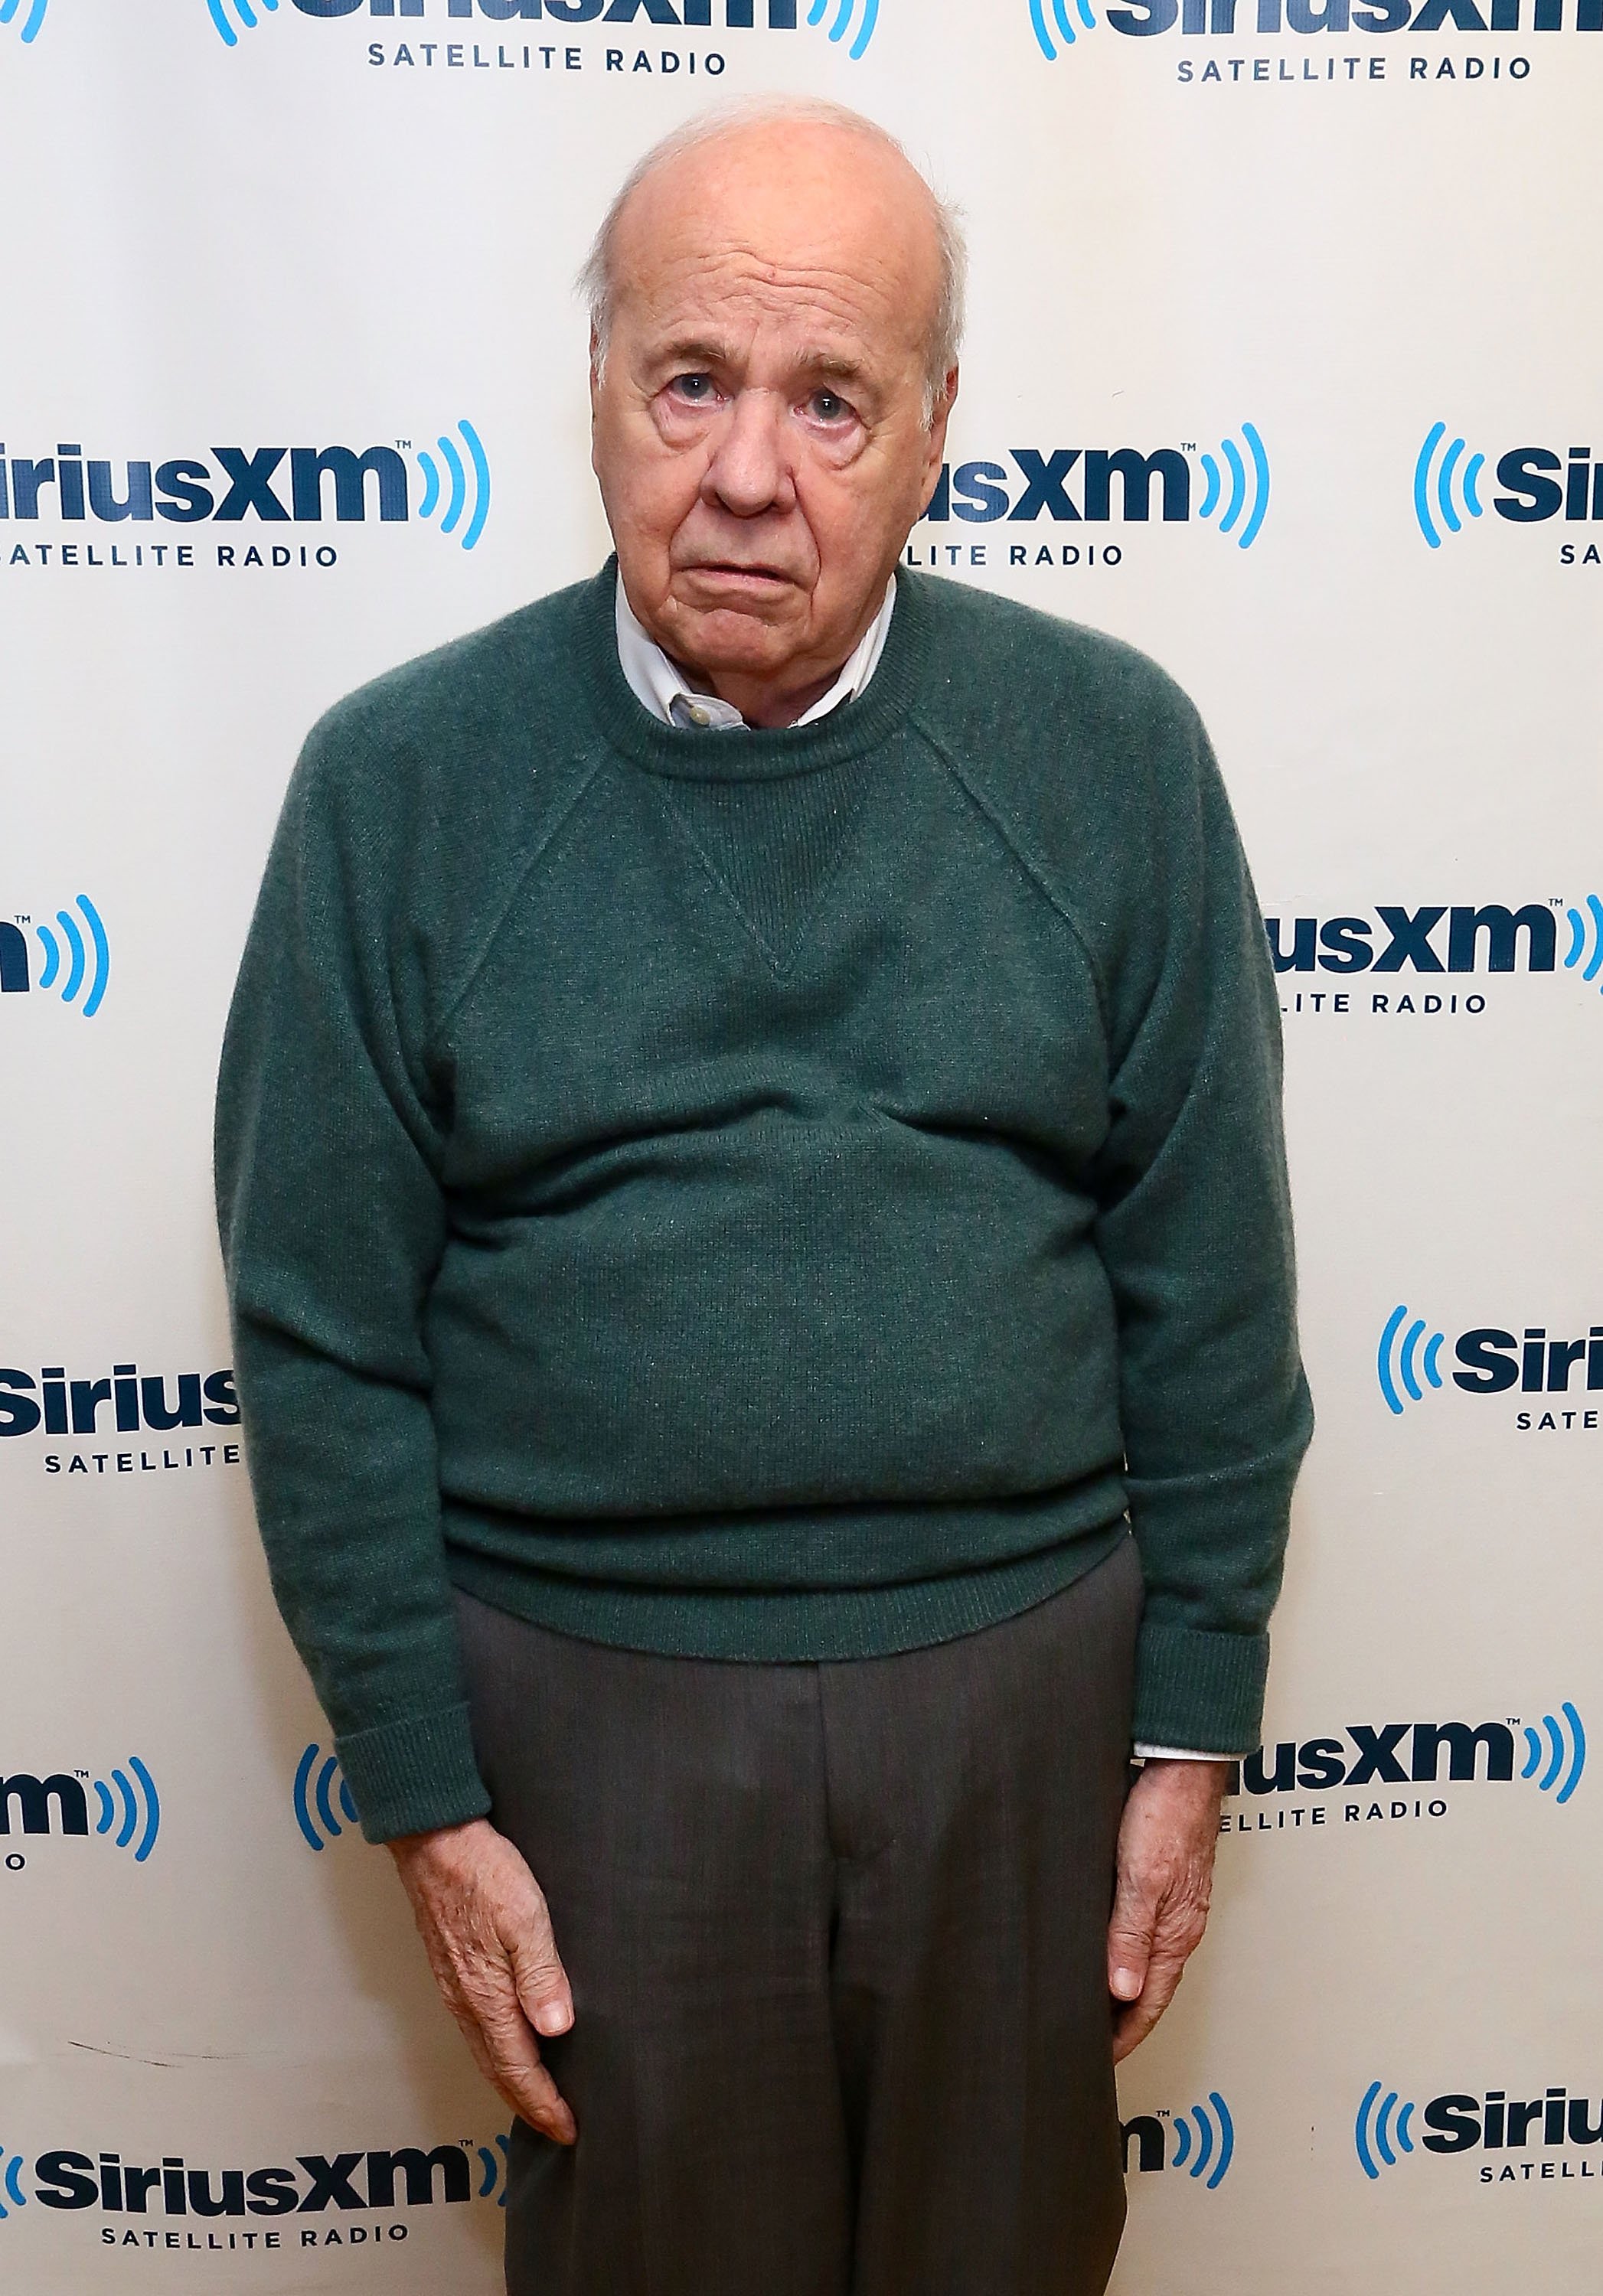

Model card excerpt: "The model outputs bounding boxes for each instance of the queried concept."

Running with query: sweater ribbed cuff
[333,1702,492,1845]
[1132,1623,1270,1756]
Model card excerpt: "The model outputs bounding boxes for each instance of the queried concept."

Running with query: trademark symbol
[1552,898,1565,908]
[1507,1718,1520,1728]
[14,913,29,925]
[73,1768,89,1779]
[1180,442,1197,453]
[395,439,413,452]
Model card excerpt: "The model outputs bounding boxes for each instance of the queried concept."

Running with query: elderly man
[215,96,1311,2296]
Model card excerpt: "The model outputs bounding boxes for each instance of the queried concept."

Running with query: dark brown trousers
[455,1532,1143,2296]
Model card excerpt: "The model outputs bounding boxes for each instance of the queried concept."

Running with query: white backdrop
[2,2,1600,2288]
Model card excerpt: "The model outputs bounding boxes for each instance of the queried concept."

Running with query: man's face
[590,122,955,726]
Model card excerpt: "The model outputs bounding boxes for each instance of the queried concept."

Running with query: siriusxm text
[292,0,793,17]
[0,445,412,527]
[0,1362,238,1438]
[1229,1722,1526,1794]
[1265,905,1558,974]
[1,1775,95,1837]
[922,451,1192,526]
[1108,0,1599,33]
[34,2145,472,2215]
[1422,2089,1603,2154]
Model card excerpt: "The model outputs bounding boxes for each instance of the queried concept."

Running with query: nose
[702,388,795,520]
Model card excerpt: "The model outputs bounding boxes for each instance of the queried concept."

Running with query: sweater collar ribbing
[571,553,929,783]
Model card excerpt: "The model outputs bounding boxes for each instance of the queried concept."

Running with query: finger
[1106,1884,1157,2004]
[475,2002,577,2144]
[433,1952,578,2146]
[1109,1942,1193,2063]
[509,1926,575,2039]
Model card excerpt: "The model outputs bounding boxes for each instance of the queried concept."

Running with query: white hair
[576,95,966,426]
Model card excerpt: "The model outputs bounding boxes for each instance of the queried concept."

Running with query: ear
[919,364,959,497]
[588,325,605,474]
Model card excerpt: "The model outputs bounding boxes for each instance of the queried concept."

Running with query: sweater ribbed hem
[334,1702,491,1846]
[1131,1623,1271,1754]
[446,1520,1130,1665]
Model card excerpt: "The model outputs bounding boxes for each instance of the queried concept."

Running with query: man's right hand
[387,1817,577,2145]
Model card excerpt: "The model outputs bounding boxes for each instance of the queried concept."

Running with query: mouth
[680,562,794,590]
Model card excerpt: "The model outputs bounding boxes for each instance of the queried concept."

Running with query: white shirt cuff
[1131,1744,1242,1762]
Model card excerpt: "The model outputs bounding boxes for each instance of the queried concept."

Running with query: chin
[672,600,795,670]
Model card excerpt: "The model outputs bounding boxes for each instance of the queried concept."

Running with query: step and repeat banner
[1,2,1598,2289]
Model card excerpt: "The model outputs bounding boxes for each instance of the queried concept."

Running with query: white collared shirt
[614,572,898,731]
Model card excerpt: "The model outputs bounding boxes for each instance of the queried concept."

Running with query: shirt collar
[613,571,898,732]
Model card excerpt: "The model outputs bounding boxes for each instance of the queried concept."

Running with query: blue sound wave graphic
[477,2129,513,2206]
[0,0,48,44]
[1521,1701,1586,1805]
[414,420,491,552]
[807,0,880,60]
[33,895,110,1018]
[1029,0,1098,54]
[205,0,278,46]
[293,1742,359,1851]
[1376,1304,1445,1416]
[0,2149,26,2220]
[1413,422,1485,549]
[1564,894,1603,996]
[90,1757,161,1863]
[1167,2092,1235,2189]
[1355,2081,1416,2180]
[1197,425,1270,549]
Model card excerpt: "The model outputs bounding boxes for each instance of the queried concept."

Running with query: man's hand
[1106,1757,1231,2063]
[387,1818,577,2144]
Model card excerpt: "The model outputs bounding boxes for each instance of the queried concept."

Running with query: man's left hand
[1106,1756,1231,2063]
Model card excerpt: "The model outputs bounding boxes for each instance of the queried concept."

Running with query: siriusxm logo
[0,897,109,1019]
[1228,1709,1586,1807]
[0,2131,513,2235]
[917,430,1270,547]
[0,425,490,552]
[1121,2094,1235,2187]
[1265,900,1603,996]
[1031,0,1598,47]
[1,1760,161,1864]
[1416,427,1603,547]
[1376,1307,1603,1418]
[0,0,47,43]
[207,0,879,56]
[292,1743,359,1851]
[1355,2081,1603,2181]
[0,1361,238,1442]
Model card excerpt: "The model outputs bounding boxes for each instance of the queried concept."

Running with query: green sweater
[214,559,1312,1844]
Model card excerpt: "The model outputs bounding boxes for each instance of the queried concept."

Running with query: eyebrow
[647,338,875,390]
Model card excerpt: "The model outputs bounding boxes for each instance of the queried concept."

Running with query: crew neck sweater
[214,557,1314,1844]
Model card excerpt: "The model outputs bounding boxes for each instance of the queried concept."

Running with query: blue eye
[674,373,713,401]
[811,391,848,422]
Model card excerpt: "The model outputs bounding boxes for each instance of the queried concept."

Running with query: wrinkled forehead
[616,247,926,383]
[607,129,941,376]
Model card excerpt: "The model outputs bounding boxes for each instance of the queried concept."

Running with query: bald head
[583,100,963,729]
[580,98,965,424]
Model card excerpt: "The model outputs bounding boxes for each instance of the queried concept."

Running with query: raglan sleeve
[1089,681,1315,1756]
[213,705,491,1845]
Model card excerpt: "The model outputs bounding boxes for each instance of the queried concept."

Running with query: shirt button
[687,705,710,727]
